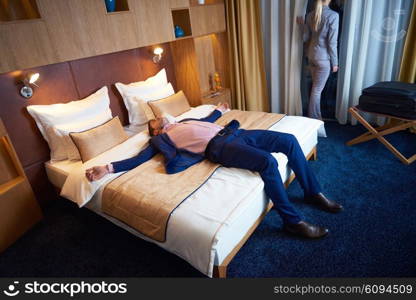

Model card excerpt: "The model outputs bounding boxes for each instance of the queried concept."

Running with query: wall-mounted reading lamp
[153,47,164,63]
[20,73,40,99]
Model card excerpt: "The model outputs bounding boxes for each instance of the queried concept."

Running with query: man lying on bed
[86,103,343,239]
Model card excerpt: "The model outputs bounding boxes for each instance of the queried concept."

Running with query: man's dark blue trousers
[206,128,321,225]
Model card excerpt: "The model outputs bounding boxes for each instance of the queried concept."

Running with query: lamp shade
[29,73,39,84]
[153,47,163,55]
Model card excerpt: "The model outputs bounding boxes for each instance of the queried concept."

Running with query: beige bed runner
[102,110,285,242]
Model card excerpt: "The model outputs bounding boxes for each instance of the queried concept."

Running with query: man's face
[149,118,165,136]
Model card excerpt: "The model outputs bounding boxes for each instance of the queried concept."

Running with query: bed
[44,104,324,278]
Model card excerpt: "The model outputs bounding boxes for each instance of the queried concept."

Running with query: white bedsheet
[51,107,324,277]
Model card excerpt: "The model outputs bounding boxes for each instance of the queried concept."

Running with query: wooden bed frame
[212,146,317,278]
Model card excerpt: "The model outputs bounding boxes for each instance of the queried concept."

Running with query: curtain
[226,0,269,112]
[399,1,416,133]
[260,0,308,115]
[336,0,414,125]
[399,0,416,83]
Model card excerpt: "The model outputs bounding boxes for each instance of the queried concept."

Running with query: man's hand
[332,66,339,73]
[216,102,230,114]
[85,165,110,182]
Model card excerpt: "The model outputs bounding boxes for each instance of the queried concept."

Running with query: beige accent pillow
[148,91,191,118]
[70,117,128,162]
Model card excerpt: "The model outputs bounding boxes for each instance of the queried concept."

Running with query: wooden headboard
[0,44,176,205]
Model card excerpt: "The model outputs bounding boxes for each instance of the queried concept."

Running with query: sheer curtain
[260,0,308,115]
[336,0,414,124]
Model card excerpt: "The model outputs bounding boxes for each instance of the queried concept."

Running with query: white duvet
[60,106,324,277]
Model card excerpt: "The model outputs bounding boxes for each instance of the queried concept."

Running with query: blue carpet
[0,122,415,277]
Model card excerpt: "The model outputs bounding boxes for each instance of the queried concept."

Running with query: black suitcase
[358,81,416,120]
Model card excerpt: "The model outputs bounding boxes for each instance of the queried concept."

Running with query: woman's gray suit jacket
[303,6,339,67]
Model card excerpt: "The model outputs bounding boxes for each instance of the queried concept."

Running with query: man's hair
[148,119,156,136]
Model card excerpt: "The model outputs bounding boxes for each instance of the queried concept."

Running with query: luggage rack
[347,106,416,165]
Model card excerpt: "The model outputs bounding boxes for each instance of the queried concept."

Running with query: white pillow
[127,83,175,123]
[116,68,168,100]
[27,87,112,161]
[117,83,175,125]
[131,68,168,87]
[53,114,113,161]
[115,69,175,125]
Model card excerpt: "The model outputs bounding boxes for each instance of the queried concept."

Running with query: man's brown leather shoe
[307,193,344,213]
[284,221,328,239]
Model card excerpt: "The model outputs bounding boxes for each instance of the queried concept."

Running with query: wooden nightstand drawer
[201,88,231,107]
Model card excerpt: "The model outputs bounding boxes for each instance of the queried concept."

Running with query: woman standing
[297,0,339,120]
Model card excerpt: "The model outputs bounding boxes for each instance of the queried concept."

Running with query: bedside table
[201,88,232,107]
[0,119,42,253]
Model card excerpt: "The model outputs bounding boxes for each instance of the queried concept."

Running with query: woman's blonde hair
[311,0,324,31]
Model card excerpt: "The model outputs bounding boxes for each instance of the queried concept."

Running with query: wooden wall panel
[106,12,139,52]
[0,20,57,72]
[170,39,202,106]
[0,0,228,73]
[37,0,113,62]
[170,0,190,8]
[129,0,174,46]
[173,33,229,104]
[194,36,216,94]
[190,3,226,37]
[211,32,230,89]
